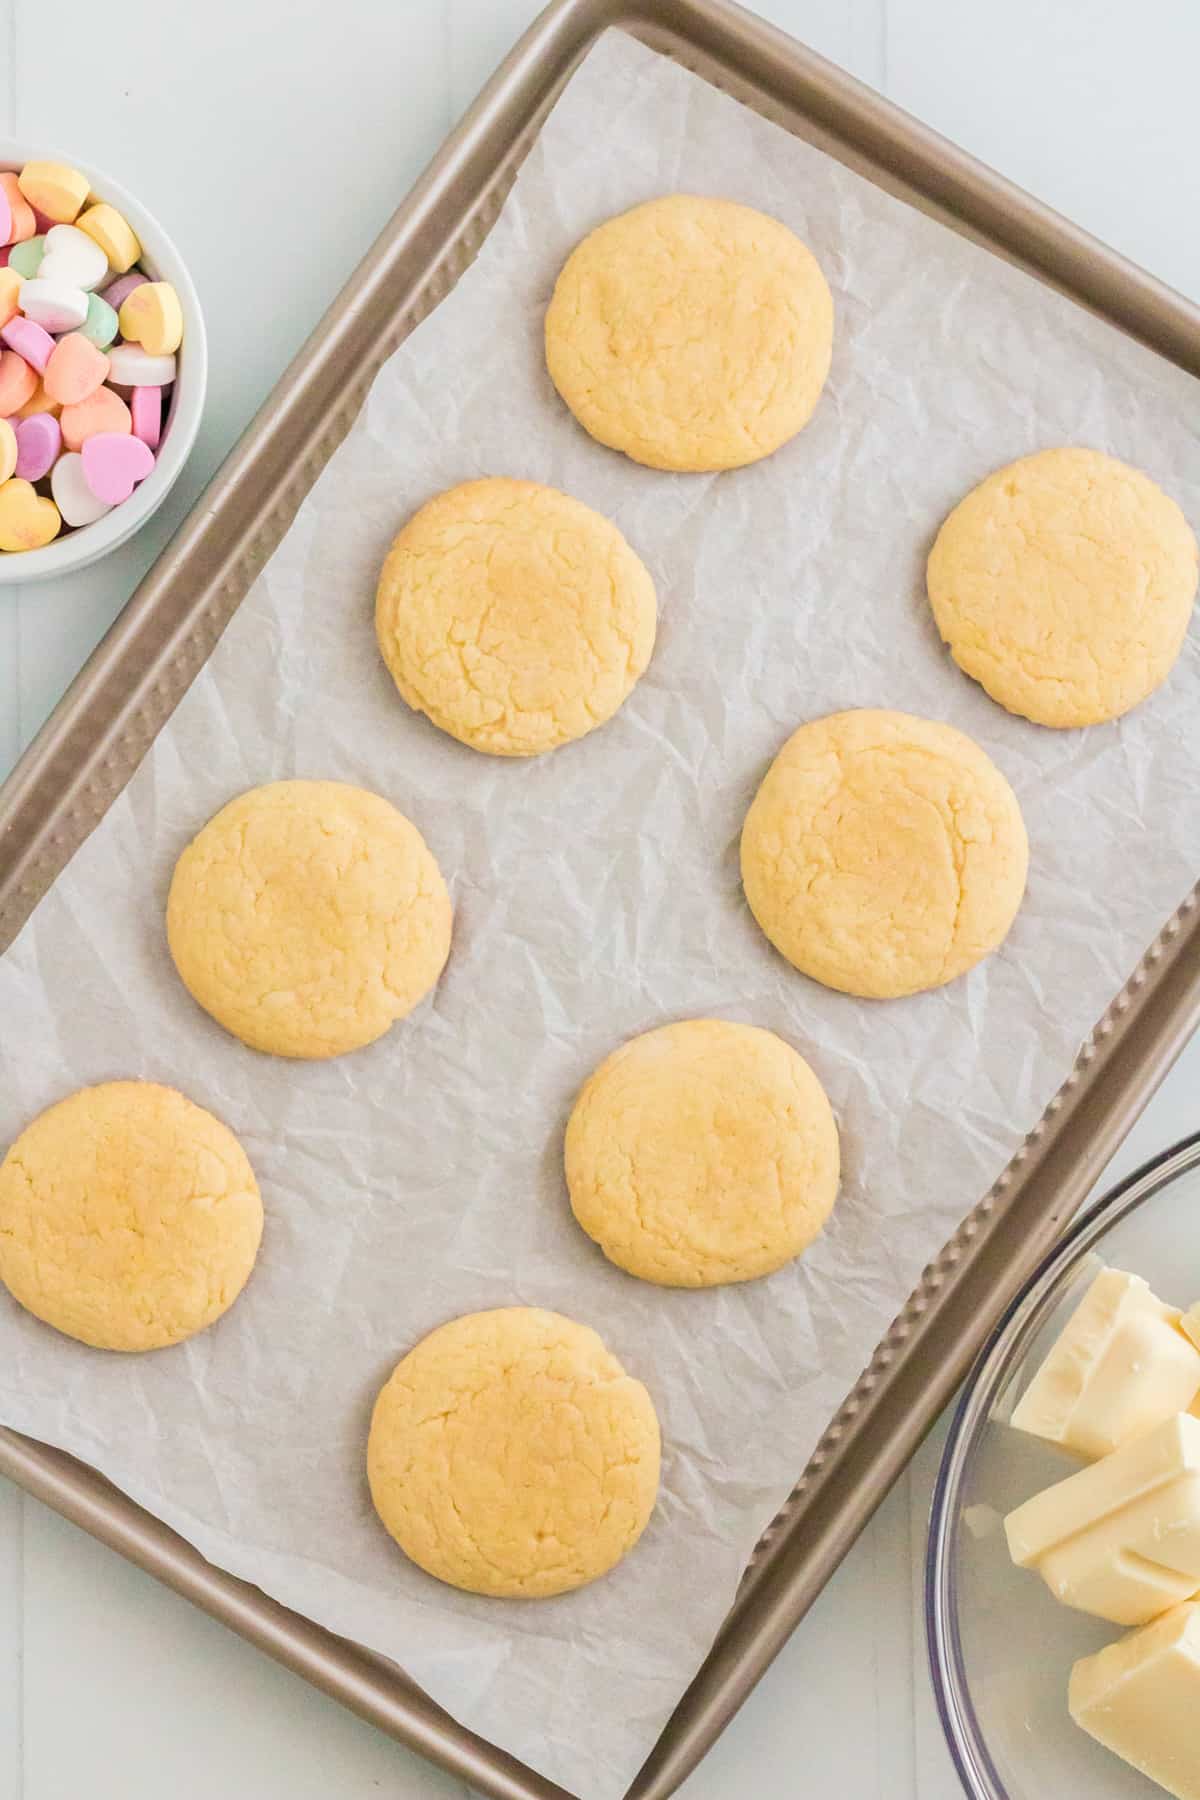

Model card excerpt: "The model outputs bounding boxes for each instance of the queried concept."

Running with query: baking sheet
[1,28,1199,1799]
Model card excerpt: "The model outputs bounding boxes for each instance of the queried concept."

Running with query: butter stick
[1070,1601,1200,1800]
[1005,1413,1200,1626]
[1010,1268,1200,1460]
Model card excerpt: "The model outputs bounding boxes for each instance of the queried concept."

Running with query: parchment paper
[1,30,1199,1798]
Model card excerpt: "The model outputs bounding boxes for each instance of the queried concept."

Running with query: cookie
[367,1307,660,1598]
[544,194,833,472]
[167,780,451,1059]
[0,1081,262,1351]
[375,478,656,756]
[565,1019,839,1287]
[927,447,1198,728]
[741,709,1028,999]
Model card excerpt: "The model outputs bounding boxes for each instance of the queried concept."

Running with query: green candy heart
[79,291,119,350]
[7,236,44,280]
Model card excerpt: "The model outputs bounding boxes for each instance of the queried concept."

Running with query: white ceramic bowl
[0,143,207,583]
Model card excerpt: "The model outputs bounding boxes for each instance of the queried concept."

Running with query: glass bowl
[926,1132,1200,1800]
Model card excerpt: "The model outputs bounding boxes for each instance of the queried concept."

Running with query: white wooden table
[1,3,1198,1795]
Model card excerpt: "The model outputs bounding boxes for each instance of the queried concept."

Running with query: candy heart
[0,267,20,329]
[1,316,55,374]
[0,418,15,484]
[7,235,44,280]
[18,278,89,334]
[0,175,34,246]
[106,343,175,387]
[81,430,153,504]
[37,223,108,292]
[130,385,161,450]
[78,291,118,350]
[15,381,61,421]
[60,385,130,450]
[17,162,90,225]
[0,349,37,415]
[51,452,112,527]
[13,413,60,482]
[0,476,61,551]
[0,185,9,249]
[100,270,146,311]
[118,281,183,356]
[76,202,140,274]
[44,333,109,406]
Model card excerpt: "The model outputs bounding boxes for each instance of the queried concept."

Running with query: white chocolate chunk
[1005,1413,1200,1625]
[1010,1268,1200,1459]
[1070,1601,1200,1800]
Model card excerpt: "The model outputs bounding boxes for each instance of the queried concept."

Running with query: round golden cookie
[375,478,656,756]
[565,1019,839,1288]
[167,780,451,1060]
[544,194,834,472]
[368,1307,660,1599]
[0,1081,262,1352]
[927,447,1199,728]
[741,709,1028,1000]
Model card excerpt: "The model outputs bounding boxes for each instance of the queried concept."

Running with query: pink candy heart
[1,315,55,373]
[81,431,154,505]
[130,385,161,450]
[13,412,61,482]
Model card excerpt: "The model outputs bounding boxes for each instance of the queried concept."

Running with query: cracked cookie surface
[544,194,834,472]
[927,447,1198,728]
[375,478,656,756]
[167,780,452,1059]
[367,1307,660,1598]
[740,709,1027,999]
[0,1081,262,1351]
[565,1019,839,1288]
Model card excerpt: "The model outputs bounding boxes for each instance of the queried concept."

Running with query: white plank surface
[1,2,1198,1797]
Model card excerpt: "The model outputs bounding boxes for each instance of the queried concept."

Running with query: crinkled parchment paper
[1,30,1199,1799]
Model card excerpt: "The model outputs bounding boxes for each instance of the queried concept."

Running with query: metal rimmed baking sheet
[2,3,1200,1800]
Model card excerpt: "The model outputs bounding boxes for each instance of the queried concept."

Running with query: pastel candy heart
[130,385,161,450]
[0,418,15,483]
[50,452,111,527]
[15,381,61,421]
[1,316,55,373]
[17,162,90,225]
[81,430,153,504]
[18,278,88,334]
[0,349,37,415]
[76,203,140,274]
[7,235,44,279]
[100,271,146,311]
[13,413,60,482]
[79,291,119,350]
[106,343,175,386]
[0,185,9,248]
[38,223,108,292]
[118,281,183,356]
[44,333,109,406]
[0,476,60,551]
[60,385,130,450]
[0,267,20,329]
[0,175,34,246]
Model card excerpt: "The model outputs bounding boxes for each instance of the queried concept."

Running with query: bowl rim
[0,138,208,583]
[924,1128,1200,1800]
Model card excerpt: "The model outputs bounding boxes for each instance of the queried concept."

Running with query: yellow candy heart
[118,281,183,357]
[77,202,141,274]
[15,382,62,421]
[17,161,90,224]
[0,420,16,485]
[0,479,61,553]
